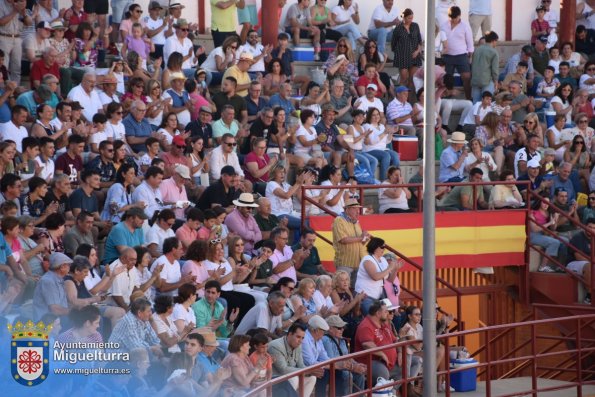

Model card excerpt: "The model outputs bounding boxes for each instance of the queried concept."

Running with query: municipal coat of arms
[8,320,51,386]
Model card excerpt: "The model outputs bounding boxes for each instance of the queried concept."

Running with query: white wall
[57,0,560,41]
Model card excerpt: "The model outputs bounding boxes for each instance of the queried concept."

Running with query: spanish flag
[309,210,527,271]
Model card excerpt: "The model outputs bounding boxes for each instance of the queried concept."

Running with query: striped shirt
[332,216,366,269]
[386,98,413,126]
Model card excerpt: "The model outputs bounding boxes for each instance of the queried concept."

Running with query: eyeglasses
[176,145,185,149]
[134,84,144,88]
[588,68,595,71]
[337,44,347,48]
[225,142,237,147]
[135,108,147,112]
[152,86,160,90]
[524,121,535,124]
[105,149,114,152]
[115,111,123,115]
[576,141,585,144]
[180,28,189,32]
[589,197,595,200]
[231,46,238,50]
[579,120,589,123]
[210,238,222,244]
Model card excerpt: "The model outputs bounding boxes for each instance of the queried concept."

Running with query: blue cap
[395,86,410,94]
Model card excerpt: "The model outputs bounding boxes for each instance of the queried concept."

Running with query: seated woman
[131,245,159,302]
[244,137,280,185]
[227,236,269,304]
[17,215,45,277]
[293,109,327,169]
[265,166,305,240]
[520,113,545,148]
[101,163,142,223]
[267,107,305,169]
[359,39,390,92]
[378,166,412,214]
[246,239,277,291]
[330,270,365,340]
[489,171,524,209]
[171,283,198,335]
[146,209,176,258]
[151,295,187,353]
[56,305,103,343]
[270,277,307,331]
[319,165,351,215]
[564,134,592,191]
[398,305,434,395]
[473,113,504,174]
[363,107,400,181]
[313,275,342,313]
[181,240,211,297]
[528,197,564,273]
[463,138,498,181]
[200,36,241,86]
[301,82,330,124]
[355,237,398,316]
[290,278,318,321]
[220,334,269,395]
[204,240,255,325]
[262,59,288,97]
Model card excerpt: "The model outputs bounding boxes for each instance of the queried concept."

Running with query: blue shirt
[302,329,329,366]
[469,0,491,15]
[245,95,269,118]
[439,145,465,182]
[32,270,67,321]
[0,89,11,123]
[551,176,576,202]
[15,91,59,118]
[271,47,293,76]
[268,94,295,117]
[123,114,153,153]
[197,352,220,375]
[103,221,144,265]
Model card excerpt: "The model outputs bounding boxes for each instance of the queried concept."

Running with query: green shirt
[255,213,280,233]
[471,44,499,86]
[439,184,485,210]
[192,298,231,338]
[291,243,321,275]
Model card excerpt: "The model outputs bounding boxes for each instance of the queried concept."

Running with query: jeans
[367,27,394,56]
[111,0,132,24]
[332,23,363,49]
[471,81,495,103]
[365,149,400,180]
[355,152,378,179]
[316,369,348,397]
[529,232,560,257]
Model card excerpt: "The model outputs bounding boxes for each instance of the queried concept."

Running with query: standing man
[0,0,31,85]
[471,31,499,103]
[441,6,474,100]
[468,0,492,40]
[332,199,368,279]
[367,0,400,58]
[211,0,243,47]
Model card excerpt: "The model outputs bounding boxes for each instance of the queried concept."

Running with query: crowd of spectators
[1,0,595,396]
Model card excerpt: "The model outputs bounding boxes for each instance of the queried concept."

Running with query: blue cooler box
[294,46,314,61]
[449,359,478,392]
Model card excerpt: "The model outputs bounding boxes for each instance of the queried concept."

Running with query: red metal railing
[242,313,595,397]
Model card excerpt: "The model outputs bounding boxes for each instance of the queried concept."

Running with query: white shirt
[204,260,234,291]
[320,180,344,214]
[551,96,573,125]
[67,84,103,122]
[145,223,175,256]
[0,121,28,152]
[294,125,320,155]
[151,254,182,297]
[355,254,388,300]
[355,95,384,113]
[208,145,244,180]
[332,5,355,25]
[463,102,491,125]
[200,47,225,73]
[265,180,294,216]
[35,156,55,181]
[239,43,266,72]
[98,90,120,106]
[514,148,542,178]
[164,36,196,69]
[171,303,196,327]
[145,16,167,45]
[161,90,191,126]
[89,131,108,146]
[312,290,333,312]
[145,96,164,126]
[151,313,180,353]
[363,123,388,152]
[105,121,127,142]
[368,4,400,31]
[132,181,165,218]
[235,302,283,335]
[109,259,139,305]
[378,181,409,213]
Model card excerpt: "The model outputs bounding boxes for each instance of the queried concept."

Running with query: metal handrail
[242,313,595,397]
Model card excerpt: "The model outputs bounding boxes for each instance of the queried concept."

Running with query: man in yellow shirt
[332,198,369,283]
[222,52,254,97]
[210,0,245,47]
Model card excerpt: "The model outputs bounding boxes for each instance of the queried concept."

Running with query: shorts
[237,5,258,25]
[84,0,109,15]
[443,53,471,74]
[111,0,133,24]
[285,26,312,39]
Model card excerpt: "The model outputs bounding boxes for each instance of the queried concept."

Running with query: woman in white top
[560,41,586,70]
[199,36,241,86]
[580,61,595,95]
[105,103,131,150]
[294,109,326,167]
[171,283,197,334]
[158,112,183,150]
[300,82,330,125]
[204,240,255,325]
[265,166,304,220]
[354,237,397,316]
[146,209,176,258]
[378,166,411,213]
[551,83,576,127]
[146,78,166,128]
[187,135,210,187]
[346,109,378,178]
[330,0,366,49]
[363,107,400,180]
[295,167,328,216]
[546,113,568,162]
[463,138,498,181]
[151,295,188,353]
[320,165,350,215]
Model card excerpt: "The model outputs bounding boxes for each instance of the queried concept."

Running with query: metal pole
[422,1,437,396]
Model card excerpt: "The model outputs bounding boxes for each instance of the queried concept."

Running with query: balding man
[108,247,141,310]
[269,82,298,118]
[255,197,288,240]
[67,72,104,122]
[123,100,155,153]
[30,47,60,89]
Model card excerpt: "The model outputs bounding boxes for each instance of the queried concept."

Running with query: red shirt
[244,151,271,183]
[30,59,60,88]
[355,76,382,98]
[354,316,397,369]
[64,7,88,41]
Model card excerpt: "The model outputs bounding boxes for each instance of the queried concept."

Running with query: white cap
[308,315,329,331]
[366,83,378,91]
[527,158,541,168]
[380,298,399,311]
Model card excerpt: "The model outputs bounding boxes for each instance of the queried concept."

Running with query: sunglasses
[180,28,189,32]
[589,197,595,200]
[588,68,595,72]
[210,238,222,244]
[231,46,238,49]
[105,149,114,152]
[576,141,585,144]
[579,120,589,123]
[338,44,347,48]
[225,142,237,147]
[176,145,185,149]
[115,111,123,115]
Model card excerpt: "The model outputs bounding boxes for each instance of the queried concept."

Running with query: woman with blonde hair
[290,278,318,320]
[521,113,545,147]
[324,37,359,83]
[474,112,504,173]
[331,270,365,339]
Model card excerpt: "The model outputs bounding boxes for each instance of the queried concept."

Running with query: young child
[121,22,154,70]
[531,6,550,45]
[536,66,560,106]
[185,79,210,122]
[249,333,273,385]
[548,46,561,73]
[89,113,109,154]
[543,148,556,175]
[503,61,529,93]
[492,92,513,116]
[198,209,217,241]
[110,57,134,94]
[139,137,161,174]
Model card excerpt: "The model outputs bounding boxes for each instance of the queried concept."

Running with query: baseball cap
[149,1,163,10]
[308,315,329,331]
[537,35,549,44]
[221,165,237,176]
[527,158,541,168]
[174,164,191,179]
[49,252,73,270]
[172,135,186,147]
[325,315,347,328]
[395,85,410,94]
[199,106,212,114]
[367,83,378,91]
[124,207,149,220]
[36,21,52,30]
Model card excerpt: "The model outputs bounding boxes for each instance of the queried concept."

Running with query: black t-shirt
[212,92,247,121]
[185,120,213,149]
[44,189,70,215]
[196,181,239,210]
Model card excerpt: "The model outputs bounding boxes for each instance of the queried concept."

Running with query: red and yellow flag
[309,210,527,271]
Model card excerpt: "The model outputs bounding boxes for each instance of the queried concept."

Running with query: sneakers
[538,264,564,273]
[314,53,320,61]
[438,382,455,392]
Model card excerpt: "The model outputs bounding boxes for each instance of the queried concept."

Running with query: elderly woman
[355,237,398,316]
[330,270,364,340]
[378,166,412,214]
[56,305,103,343]
[17,215,45,277]
[290,278,318,320]
[489,171,524,209]
[313,275,334,311]
[570,113,595,154]
[560,41,587,72]
[39,213,66,253]
[220,334,268,394]
[121,76,148,114]
[546,114,568,162]
[463,137,498,181]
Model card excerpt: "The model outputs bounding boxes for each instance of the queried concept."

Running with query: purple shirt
[441,20,474,56]
[224,208,262,254]
[270,245,296,282]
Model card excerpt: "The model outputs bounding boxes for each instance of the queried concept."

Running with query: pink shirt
[224,208,262,253]
[189,93,210,121]
[159,177,188,219]
[441,20,474,56]
[270,245,296,282]
[244,151,271,183]
[181,260,209,297]
[197,226,211,240]
[176,223,198,246]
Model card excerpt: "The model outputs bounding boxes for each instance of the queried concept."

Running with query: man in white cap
[438,131,468,183]
[225,192,262,254]
[518,157,552,200]
[222,52,254,97]
[354,83,385,116]
[33,252,72,320]
[160,163,191,221]
[302,315,337,396]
